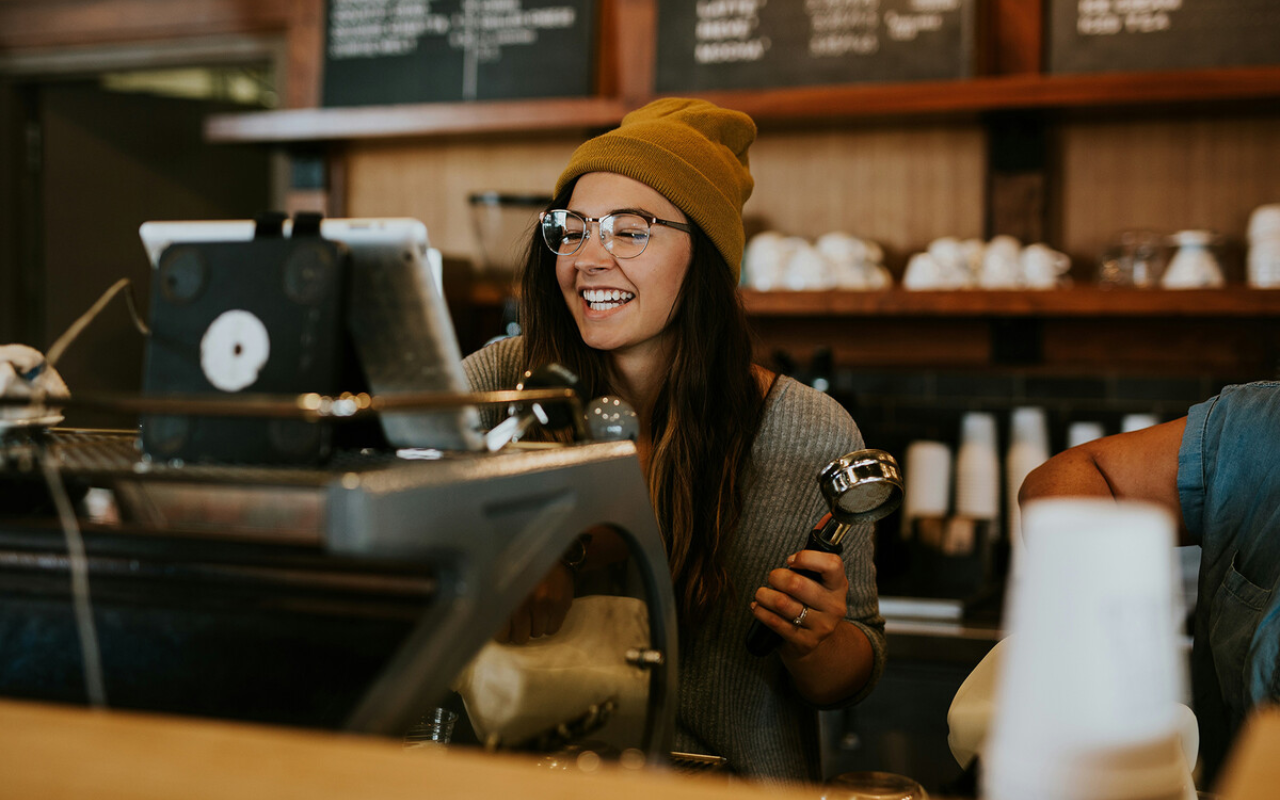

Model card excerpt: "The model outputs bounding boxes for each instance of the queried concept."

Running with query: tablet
[138,217,482,452]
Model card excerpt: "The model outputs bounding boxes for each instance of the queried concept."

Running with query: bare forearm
[781,620,875,706]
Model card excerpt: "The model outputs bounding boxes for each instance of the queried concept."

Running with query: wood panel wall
[343,123,989,271]
[346,108,1280,283]
[1056,111,1280,272]
[344,133,586,266]
[745,124,987,264]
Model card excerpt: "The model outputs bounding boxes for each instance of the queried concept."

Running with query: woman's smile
[580,287,636,313]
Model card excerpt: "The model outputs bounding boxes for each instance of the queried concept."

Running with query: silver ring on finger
[792,605,808,628]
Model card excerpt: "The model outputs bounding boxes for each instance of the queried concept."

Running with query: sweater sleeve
[460,336,527,431]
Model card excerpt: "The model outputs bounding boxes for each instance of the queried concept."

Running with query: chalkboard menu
[1048,0,1280,74]
[323,0,595,106]
[655,0,976,93]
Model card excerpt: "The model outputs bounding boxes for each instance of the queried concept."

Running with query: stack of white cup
[955,412,1000,524]
[983,499,1192,800]
[1066,421,1106,449]
[902,440,952,547]
[903,440,953,523]
[1005,407,1050,558]
[1122,413,1160,433]
[1247,204,1280,288]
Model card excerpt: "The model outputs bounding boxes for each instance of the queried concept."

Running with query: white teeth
[583,289,634,308]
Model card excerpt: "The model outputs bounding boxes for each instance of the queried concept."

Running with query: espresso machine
[0,216,678,761]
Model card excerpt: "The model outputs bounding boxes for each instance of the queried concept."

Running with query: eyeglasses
[539,209,692,259]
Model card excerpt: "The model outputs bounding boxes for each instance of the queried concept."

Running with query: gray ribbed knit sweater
[462,337,886,784]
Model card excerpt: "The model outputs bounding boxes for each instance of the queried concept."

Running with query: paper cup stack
[1248,204,1280,288]
[903,440,953,521]
[1067,421,1106,449]
[1004,407,1050,559]
[955,412,1000,522]
[1122,413,1160,434]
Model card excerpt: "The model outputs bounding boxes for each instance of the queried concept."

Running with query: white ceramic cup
[1247,236,1280,288]
[1162,230,1224,289]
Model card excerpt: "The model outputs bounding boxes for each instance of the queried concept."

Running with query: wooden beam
[284,0,323,108]
[207,97,630,142]
[0,0,291,52]
[612,0,656,105]
[986,0,1043,76]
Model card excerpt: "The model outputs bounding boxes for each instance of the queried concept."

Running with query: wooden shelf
[739,286,1280,317]
[466,284,1280,318]
[206,96,631,143]
[692,66,1280,125]
[206,66,1280,143]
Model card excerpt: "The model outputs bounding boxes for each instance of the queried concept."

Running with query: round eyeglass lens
[541,211,655,258]
[606,214,652,258]
[541,210,585,255]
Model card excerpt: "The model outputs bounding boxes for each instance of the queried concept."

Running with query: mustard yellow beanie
[555,97,756,279]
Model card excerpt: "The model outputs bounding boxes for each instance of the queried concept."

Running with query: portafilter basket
[819,448,904,534]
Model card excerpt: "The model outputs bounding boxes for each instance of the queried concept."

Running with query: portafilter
[746,448,902,656]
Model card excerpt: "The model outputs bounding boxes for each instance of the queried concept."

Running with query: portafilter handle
[746,448,903,657]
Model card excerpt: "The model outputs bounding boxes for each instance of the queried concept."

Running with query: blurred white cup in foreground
[983,498,1190,800]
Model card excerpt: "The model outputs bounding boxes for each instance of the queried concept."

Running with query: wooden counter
[0,699,816,800]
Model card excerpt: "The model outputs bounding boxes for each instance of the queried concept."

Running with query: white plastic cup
[983,499,1189,800]
[955,412,1000,520]
[903,440,952,520]
[1067,421,1106,449]
[1122,413,1160,433]
[1005,407,1050,555]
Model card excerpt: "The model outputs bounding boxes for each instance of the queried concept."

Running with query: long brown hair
[520,181,769,622]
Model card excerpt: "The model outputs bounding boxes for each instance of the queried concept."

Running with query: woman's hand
[749,549,849,660]
[495,562,574,645]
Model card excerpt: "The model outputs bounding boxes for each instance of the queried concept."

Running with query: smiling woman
[460,98,885,785]
[553,173,693,360]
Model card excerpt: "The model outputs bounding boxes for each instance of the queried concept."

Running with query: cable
[45,277,150,369]
[39,450,108,708]
[17,277,145,708]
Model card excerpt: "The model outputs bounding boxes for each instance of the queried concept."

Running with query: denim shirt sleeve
[1178,381,1280,550]
[1177,381,1280,785]
[1177,394,1215,547]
